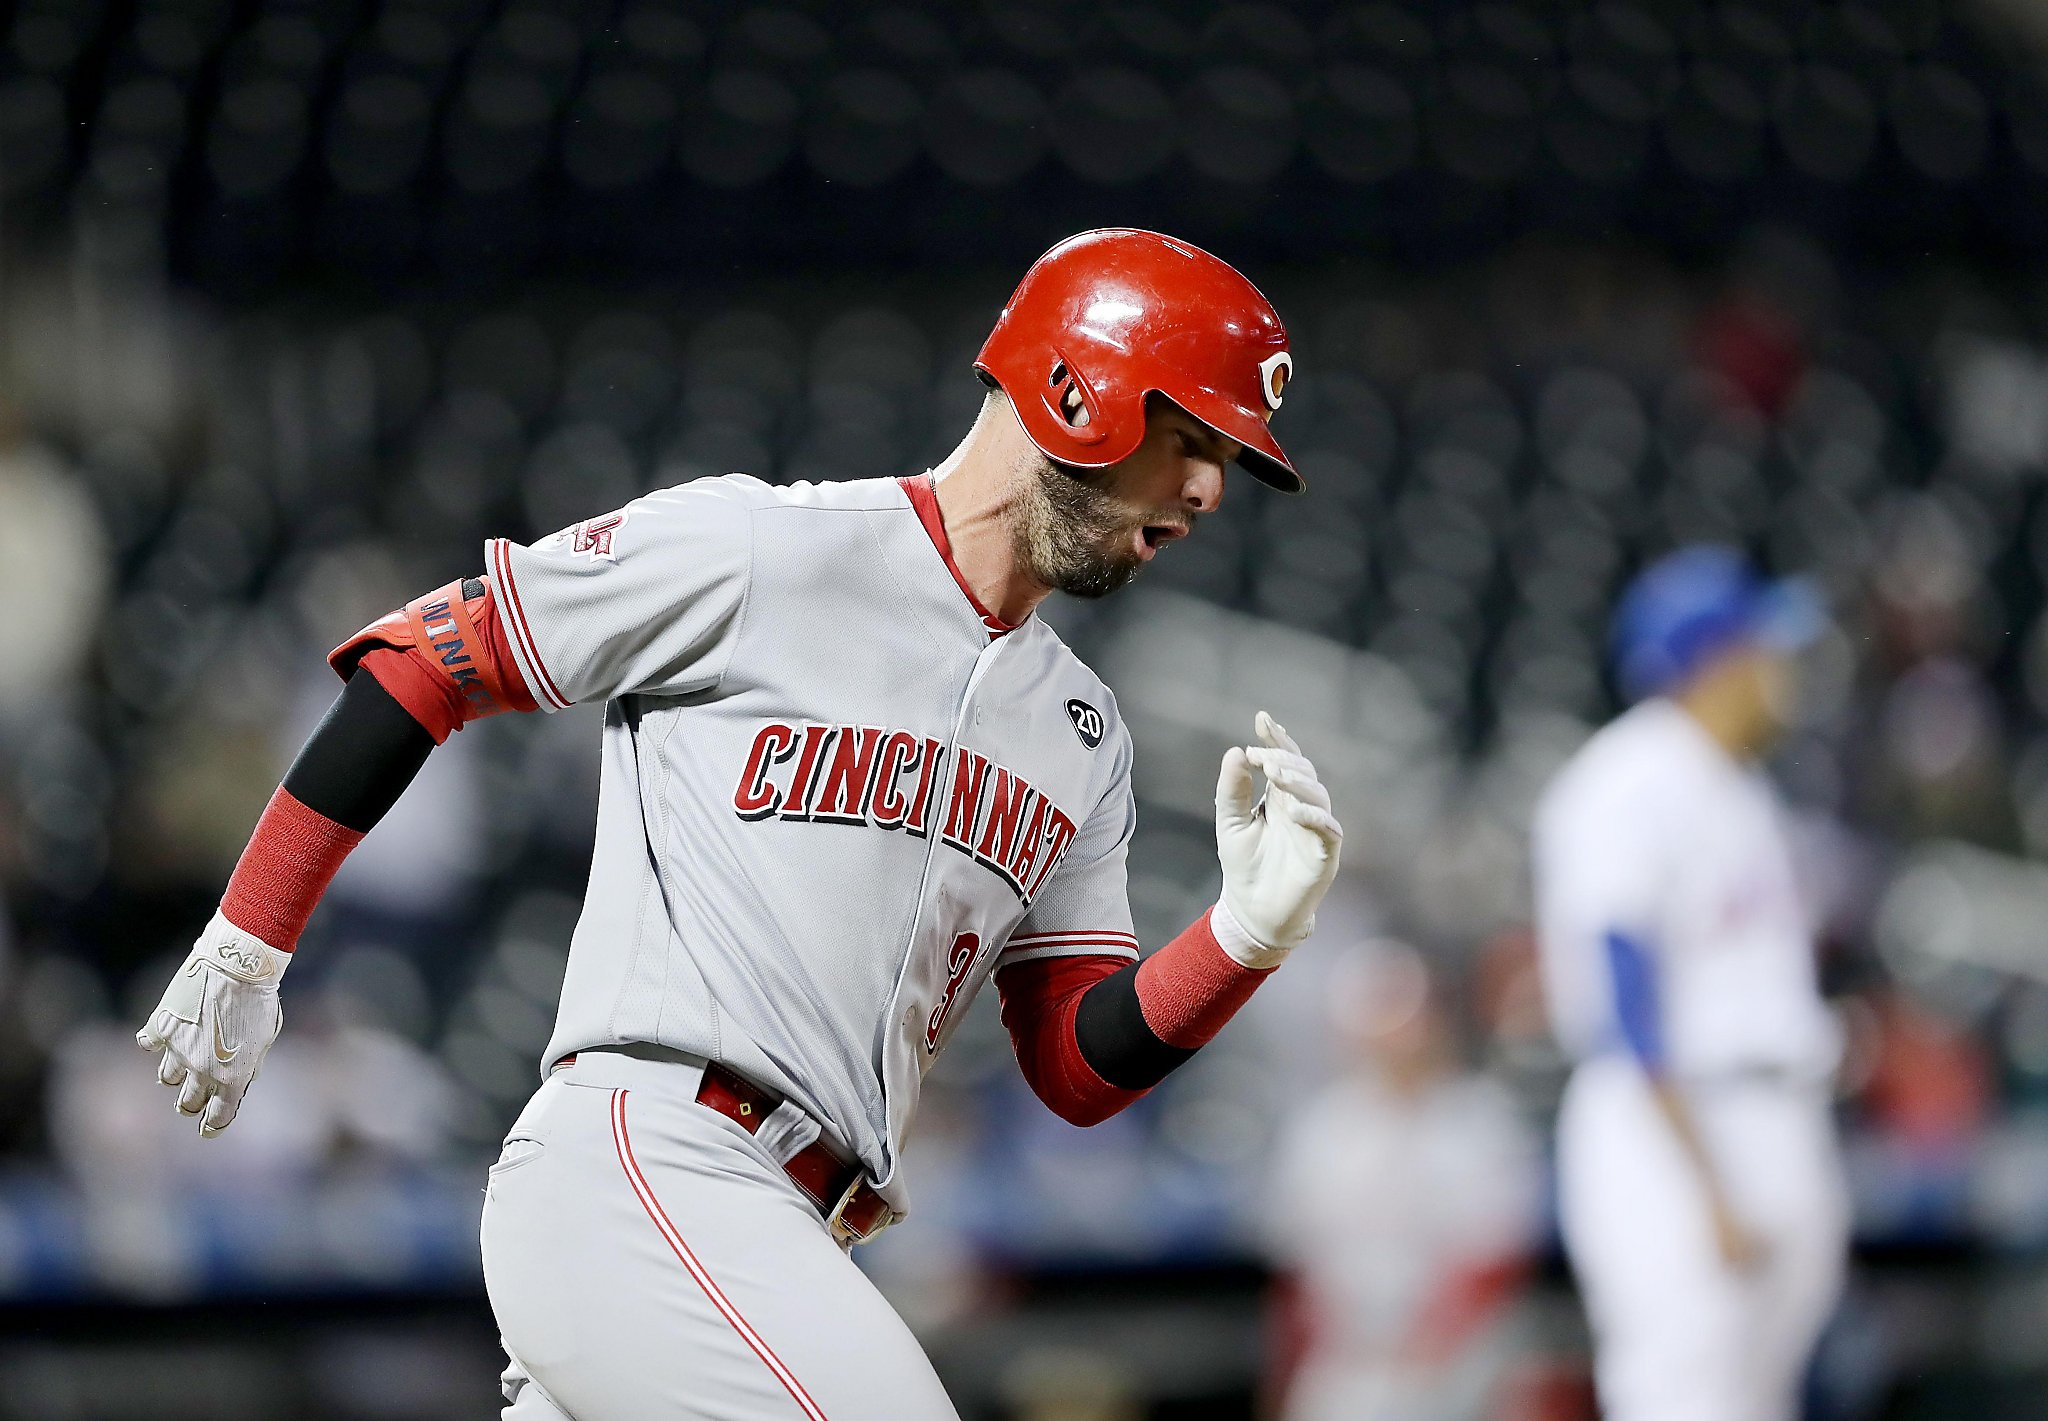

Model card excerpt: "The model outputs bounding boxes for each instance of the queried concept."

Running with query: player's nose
[1182,458,1224,515]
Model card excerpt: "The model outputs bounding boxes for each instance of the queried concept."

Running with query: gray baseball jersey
[485,472,1138,1203]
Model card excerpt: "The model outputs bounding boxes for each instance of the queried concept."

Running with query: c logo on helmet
[1257,351,1293,413]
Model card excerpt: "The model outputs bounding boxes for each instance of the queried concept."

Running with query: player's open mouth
[1137,523,1187,560]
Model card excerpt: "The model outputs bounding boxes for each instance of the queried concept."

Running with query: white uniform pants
[1557,1057,1848,1421]
[479,1050,958,1420]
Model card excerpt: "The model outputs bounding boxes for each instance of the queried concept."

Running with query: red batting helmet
[974,228,1303,493]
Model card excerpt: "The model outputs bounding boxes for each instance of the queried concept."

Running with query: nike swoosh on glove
[136,910,291,1137]
[1213,712,1345,968]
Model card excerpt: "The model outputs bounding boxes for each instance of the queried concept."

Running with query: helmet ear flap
[1040,351,1110,446]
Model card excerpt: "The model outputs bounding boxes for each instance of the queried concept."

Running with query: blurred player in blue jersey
[1532,547,1848,1421]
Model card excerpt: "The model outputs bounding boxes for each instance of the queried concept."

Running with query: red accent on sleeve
[218,786,366,952]
[360,648,461,744]
[996,910,1278,1126]
[996,953,1141,1127]
[330,575,538,742]
[488,539,571,709]
[1133,907,1272,1049]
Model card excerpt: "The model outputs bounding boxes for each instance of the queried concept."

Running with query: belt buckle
[825,1175,900,1246]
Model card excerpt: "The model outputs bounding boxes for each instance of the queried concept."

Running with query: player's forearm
[999,955,1143,1126]
[999,714,1337,1126]
[1605,929,1733,1197]
[284,664,439,830]
[1646,1076,1735,1206]
[220,572,539,952]
[218,668,434,950]
[998,905,1275,1126]
[1087,903,1273,1067]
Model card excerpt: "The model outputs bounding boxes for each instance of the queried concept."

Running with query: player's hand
[1710,1197,1766,1273]
[1214,712,1343,960]
[135,911,290,1137]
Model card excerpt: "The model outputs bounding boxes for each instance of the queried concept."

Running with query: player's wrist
[218,786,364,953]
[1211,897,1294,970]
[197,909,293,985]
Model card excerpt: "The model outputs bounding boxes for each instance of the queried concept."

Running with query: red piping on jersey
[608,1089,832,1420]
[898,475,1020,638]
[1005,929,1140,958]
[489,538,571,709]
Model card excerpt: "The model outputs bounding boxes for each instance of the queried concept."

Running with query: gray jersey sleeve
[487,477,754,710]
[1000,726,1139,965]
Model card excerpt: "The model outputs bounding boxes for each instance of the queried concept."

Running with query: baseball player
[1266,942,1541,1421]
[133,230,1344,1419]
[1531,546,1849,1421]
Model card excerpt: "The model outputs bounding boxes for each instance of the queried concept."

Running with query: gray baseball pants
[480,1049,959,1420]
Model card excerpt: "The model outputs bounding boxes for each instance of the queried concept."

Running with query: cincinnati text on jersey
[731,722,1080,906]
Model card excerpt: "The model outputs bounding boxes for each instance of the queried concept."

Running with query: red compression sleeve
[219,787,365,951]
[996,908,1276,1126]
[998,954,1138,1127]
[223,575,530,951]
[1131,906,1270,1049]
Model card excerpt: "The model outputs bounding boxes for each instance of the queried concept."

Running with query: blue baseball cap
[1610,546,1824,702]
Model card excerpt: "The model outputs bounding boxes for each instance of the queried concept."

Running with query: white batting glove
[135,910,291,1138]
[1214,712,1344,969]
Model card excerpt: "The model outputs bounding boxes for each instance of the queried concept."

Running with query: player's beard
[1014,457,1173,600]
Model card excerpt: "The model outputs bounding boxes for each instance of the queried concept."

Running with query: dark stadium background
[3,0,2048,1416]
